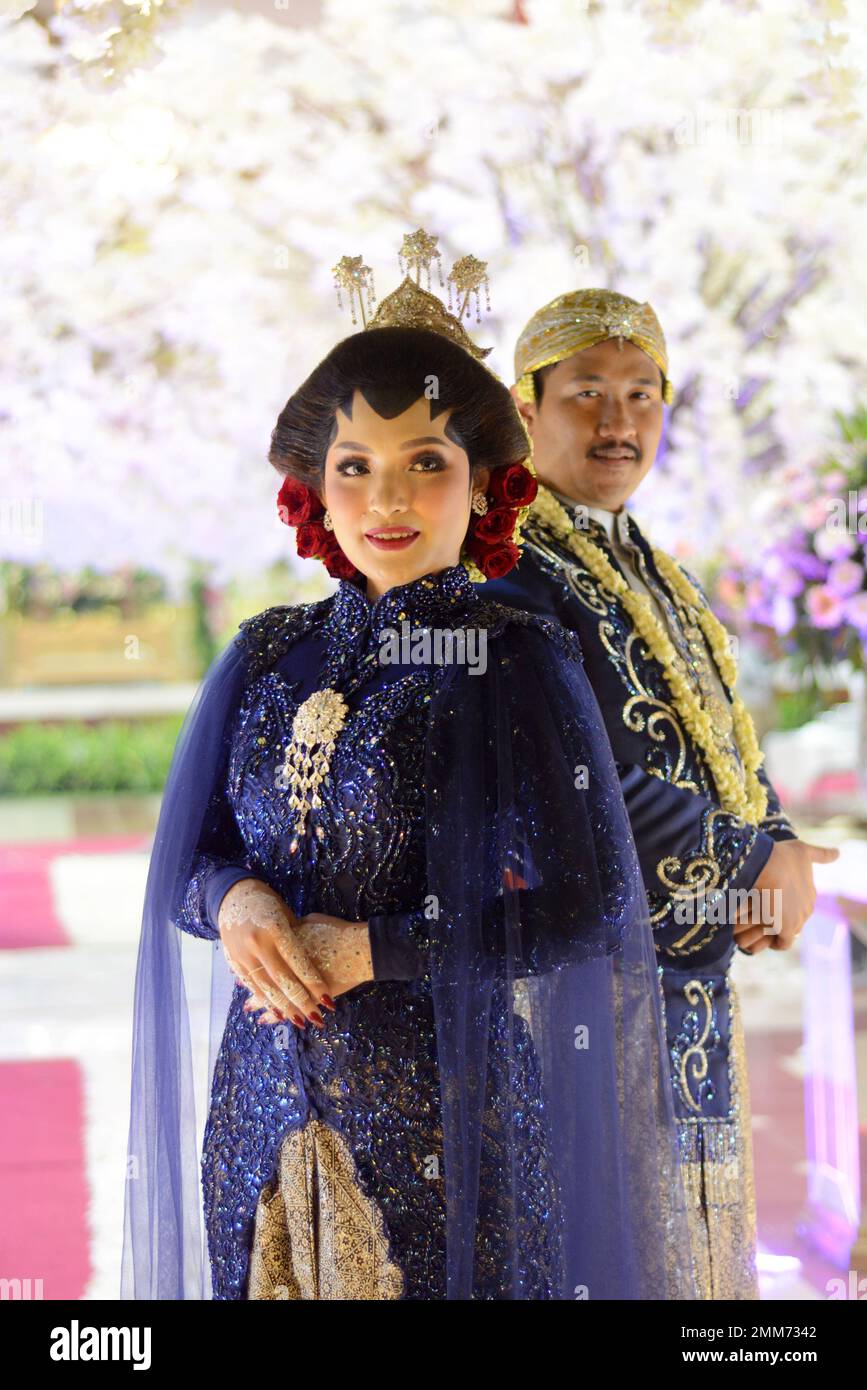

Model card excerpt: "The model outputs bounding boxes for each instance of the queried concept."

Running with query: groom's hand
[733,839,839,954]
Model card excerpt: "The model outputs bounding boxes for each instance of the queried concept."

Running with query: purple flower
[844,591,867,633]
[805,584,844,629]
[827,558,865,598]
[785,569,806,597]
[762,555,805,597]
[823,469,848,493]
[790,551,828,582]
[815,525,856,561]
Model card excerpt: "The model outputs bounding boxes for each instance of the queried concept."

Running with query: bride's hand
[246,913,375,1023]
[218,879,334,1028]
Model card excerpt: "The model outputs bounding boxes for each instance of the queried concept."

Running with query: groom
[481,287,837,1299]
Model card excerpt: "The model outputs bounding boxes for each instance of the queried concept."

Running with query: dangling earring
[471,490,488,516]
[323,509,334,531]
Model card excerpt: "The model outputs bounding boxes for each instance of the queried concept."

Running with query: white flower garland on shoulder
[531,485,768,825]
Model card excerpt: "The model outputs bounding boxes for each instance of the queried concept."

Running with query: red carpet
[0,835,148,949]
[0,1059,92,1299]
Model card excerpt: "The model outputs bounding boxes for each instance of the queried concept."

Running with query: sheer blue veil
[422,616,698,1299]
[121,633,247,1299]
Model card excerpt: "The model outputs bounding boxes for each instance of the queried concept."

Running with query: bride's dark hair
[269,326,528,484]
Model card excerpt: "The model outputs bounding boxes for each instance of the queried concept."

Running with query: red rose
[488,463,537,509]
[479,539,520,579]
[465,532,498,560]
[293,519,358,579]
[313,532,356,580]
[277,478,324,526]
[466,534,520,579]
[326,548,358,580]
[473,505,516,542]
[295,521,323,558]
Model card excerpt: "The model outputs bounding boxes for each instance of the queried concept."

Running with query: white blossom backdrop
[1,0,865,596]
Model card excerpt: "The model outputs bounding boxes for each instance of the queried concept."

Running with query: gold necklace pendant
[276,687,349,836]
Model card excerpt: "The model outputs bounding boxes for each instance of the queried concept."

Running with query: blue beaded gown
[121,563,699,1301]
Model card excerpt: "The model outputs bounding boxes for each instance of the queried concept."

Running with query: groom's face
[514,339,664,511]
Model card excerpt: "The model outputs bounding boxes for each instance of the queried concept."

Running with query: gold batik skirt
[246,1119,405,1300]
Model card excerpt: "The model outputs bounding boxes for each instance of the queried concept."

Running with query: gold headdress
[329,229,537,585]
[514,287,674,406]
[332,229,493,360]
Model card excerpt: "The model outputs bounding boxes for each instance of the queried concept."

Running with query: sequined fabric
[196,565,574,1300]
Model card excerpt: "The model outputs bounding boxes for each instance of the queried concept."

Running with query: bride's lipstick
[364,526,421,551]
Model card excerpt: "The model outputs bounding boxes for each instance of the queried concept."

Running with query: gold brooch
[276,687,349,835]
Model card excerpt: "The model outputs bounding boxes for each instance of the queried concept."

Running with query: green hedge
[0,716,184,795]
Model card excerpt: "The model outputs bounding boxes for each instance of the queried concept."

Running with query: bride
[121,238,696,1301]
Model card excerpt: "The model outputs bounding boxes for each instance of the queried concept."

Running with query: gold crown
[332,230,493,360]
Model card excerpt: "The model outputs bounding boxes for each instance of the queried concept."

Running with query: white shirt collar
[547,487,630,543]
[584,504,619,540]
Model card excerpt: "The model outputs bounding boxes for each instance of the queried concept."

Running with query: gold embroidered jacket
[481,505,797,970]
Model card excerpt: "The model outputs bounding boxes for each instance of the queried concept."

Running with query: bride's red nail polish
[321,995,336,1010]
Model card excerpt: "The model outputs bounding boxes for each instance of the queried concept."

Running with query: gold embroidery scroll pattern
[525,524,721,803]
[652,847,721,935]
[656,970,759,1300]
[617,629,694,788]
[676,985,760,1300]
[652,806,727,937]
[523,531,708,796]
[677,980,714,1116]
[598,623,706,797]
[523,526,614,617]
[651,810,758,947]
[619,625,717,796]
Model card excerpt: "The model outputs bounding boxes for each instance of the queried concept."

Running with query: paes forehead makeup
[335,386,452,424]
[331,393,457,450]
